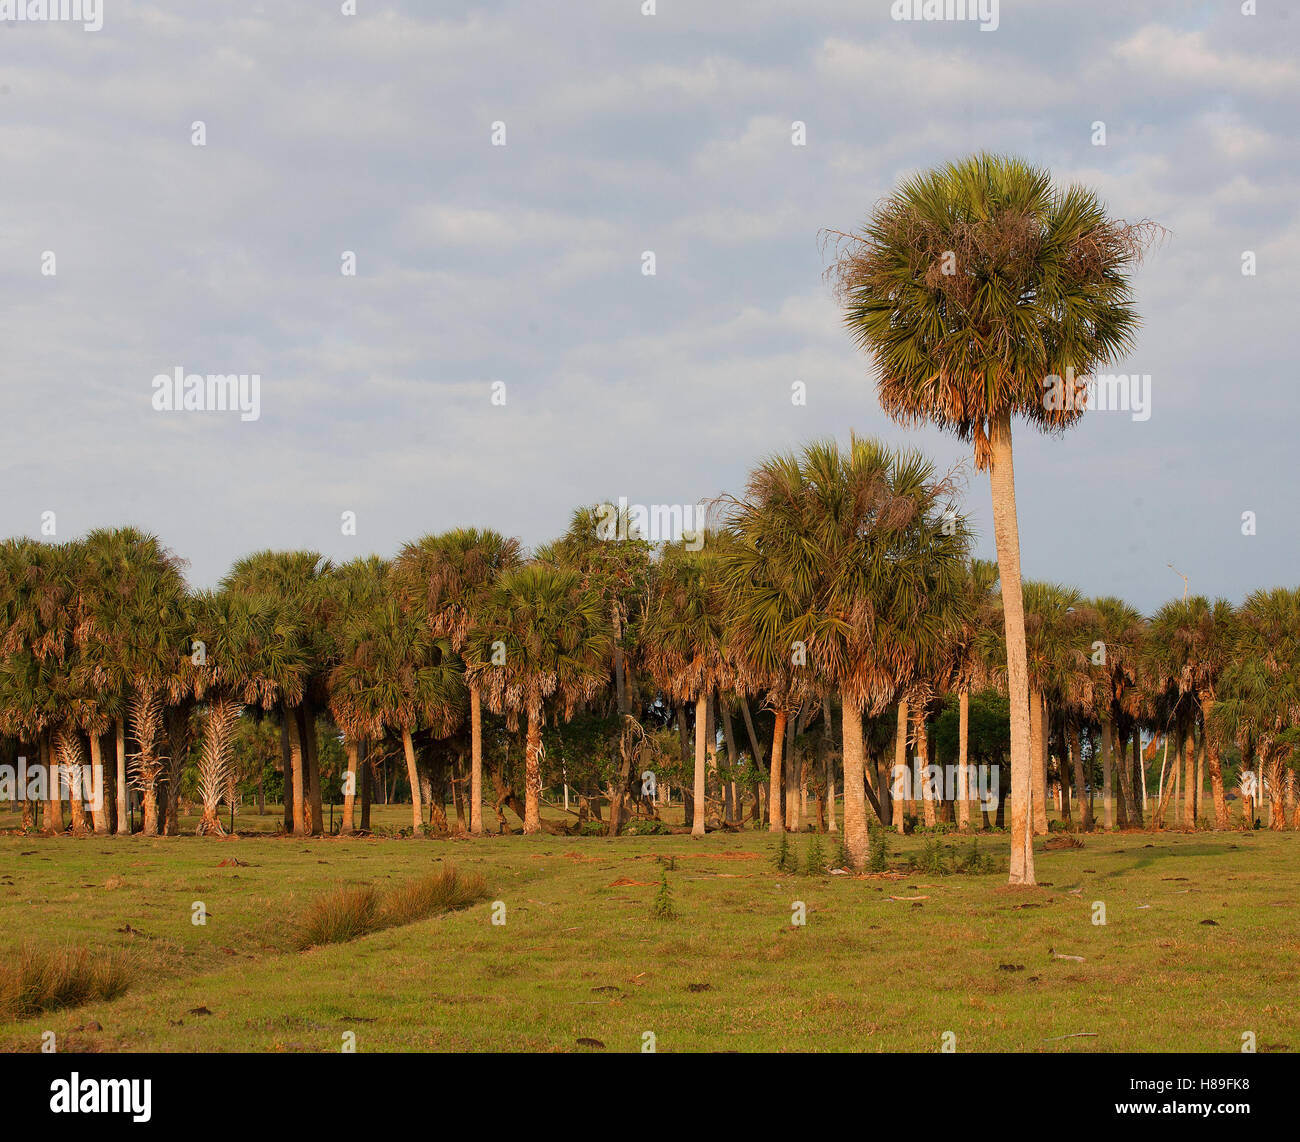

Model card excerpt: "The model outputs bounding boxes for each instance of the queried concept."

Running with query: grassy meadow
[0,805,1295,1053]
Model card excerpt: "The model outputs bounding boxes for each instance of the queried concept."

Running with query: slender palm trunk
[989,412,1035,885]
[1156,726,1181,827]
[470,684,485,835]
[1182,719,1196,831]
[1129,728,1145,826]
[720,694,739,825]
[784,710,799,831]
[892,699,908,834]
[114,718,128,834]
[279,713,294,832]
[840,697,869,870]
[1069,722,1090,830]
[302,703,323,837]
[1114,730,1130,827]
[286,711,307,836]
[1031,693,1049,835]
[692,693,707,836]
[523,707,542,835]
[1101,717,1114,829]
[915,704,936,827]
[767,709,787,832]
[41,732,63,834]
[1200,697,1228,828]
[824,696,838,833]
[401,725,425,833]
[87,732,108,834]
[342,739,359,832]
[359,740,372,831]
[957,689,971,831]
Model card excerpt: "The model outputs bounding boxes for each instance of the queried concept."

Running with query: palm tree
[828,153,1158,884]
[1145,597,1236,829]
[223,551,332,835]
[722,437,969,868]
[949,559,999,830]
[642,538,733,837]
[1210,589,1300,831]
[464,564,611,835]
[325,557,390,833]
[187,590,310,835]
[330,592,466,833]
[391,529,522,835]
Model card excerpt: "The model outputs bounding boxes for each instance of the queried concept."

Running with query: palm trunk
[1200,697,1228,828]
[85,732,107,834]
[114,719,128,834]
[1195,723,1205,827]
[892,699,908,834]
[62,733,88,835]
[359,740,372,830]
[470,684,485,835]
[767,709,787,833]
[1129,728,1145,827]
[823,696,838,833]
[840,697,869,870]
[720,693,739,825]
[692,693,708,836]
[304,704,324,837]
[740,698,765,769]
[915,704,936,827]
[402,725,424,833]
[612,602,629,715]
[1156,726,1181,827]
[1031,693,1049,835]
[286,710,307,836]
[957,689,971,831]
[41,732,63,834]
[1070,722,1090,830]
[783,709,799,831]
[1182,720,1196,831]
[342,739,359,832]
[988,412,1035,884]
[1101,717,1114,829]
[1114,729,1130,827]
[279,713,294,832]
[523,707,543,835]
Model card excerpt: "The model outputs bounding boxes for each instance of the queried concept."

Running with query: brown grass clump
[295,865,487,951]
[0,943,134,1019]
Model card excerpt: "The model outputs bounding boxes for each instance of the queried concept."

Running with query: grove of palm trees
[5,1,1296,1113]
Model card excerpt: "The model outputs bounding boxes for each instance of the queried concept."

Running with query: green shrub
[867,827,888,872]
[651,868,677,920]
[802,832,826,875]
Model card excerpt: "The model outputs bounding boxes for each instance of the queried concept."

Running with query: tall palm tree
[325,556,390,833]
[330,592,466,833]
[391,529,522,835]
[187,590,310,835]
[828,153,1157,884]
[223,551,332,836]
[1210,589,1300,831]
[1145,597,1236,829]
[464,564,611,835]
[642,538,733,837]
[722,437,969,868]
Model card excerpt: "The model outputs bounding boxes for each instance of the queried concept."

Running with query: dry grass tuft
[296,865,487,951]
[0,943,134,1019]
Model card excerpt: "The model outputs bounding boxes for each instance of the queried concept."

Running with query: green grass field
[1,807,1296,1053]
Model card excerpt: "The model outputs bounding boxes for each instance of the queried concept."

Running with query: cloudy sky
[2,0,1297,611]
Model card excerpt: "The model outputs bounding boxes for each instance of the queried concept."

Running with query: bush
[0,944,134,1019]
[802,832,826,875]
[579,820,607,837]
[772,832,799,873]
[912,838,949,876]
[867,827,888,872]
[651,868,677,920]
